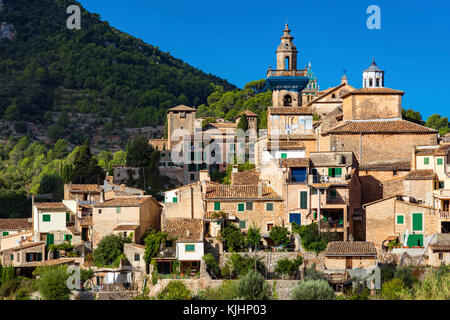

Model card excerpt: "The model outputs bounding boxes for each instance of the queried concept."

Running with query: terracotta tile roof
[34,202,67,210]
[94,196,151,207]
[126,243,146,250]
[405,169,437,180]
[67,184,102,193]
[0,219,32,230]
[281,158,310,168]
[163,218,203,242]
[325,120,437,135]
[208,122,237,129]
[434,144,450,156]
[67,227,81,236]
[325,106,343,118]
[359,160,411,171]
[113,224,140,231]
[268,107,313,115]
[341,87,405,99]
[205,185,282,201]
[267,139,305,150]
[231,170,260,185]
[240,110,258,117]
[324,241,377,257]
[23,258,76,268]
[429,244,450,251]
[167,105,196,112]
[1,241,45,253]
[415,148,437,156]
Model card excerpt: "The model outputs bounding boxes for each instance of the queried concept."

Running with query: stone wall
[221,251,302,273]
[96,291,140,300]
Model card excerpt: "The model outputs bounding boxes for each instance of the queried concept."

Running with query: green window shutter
[46,234,54,245]
[3,231,9,236]
[396,215,404,224]
[330,190,337,199]
[10,254,14,261]
[185,244,195,252]
[437,158,443,165]
[214,202,221,210]
[300,191,308,209]
[173,197,178,203]
[43,214,51,222]
[239,221,246,229]
[266,203,274,211]
[424,157,429,165]
[328,168,333,177]
[439,181,445,189]
[406,234,423,247]
[66,212,70,222]
[238,203,245,212]
[336,168,342,177]
[37,253,42,261]
[116,207,121,214]
[281,153,287,159]
[246,202,253,210]
[412,213,423,231]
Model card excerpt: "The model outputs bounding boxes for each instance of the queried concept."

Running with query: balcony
[267,69,307,77]
[440,211,450,219]
[309,175,347,185]
[435,190,450,199]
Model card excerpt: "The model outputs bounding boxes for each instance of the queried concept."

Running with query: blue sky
[79,0,450,119]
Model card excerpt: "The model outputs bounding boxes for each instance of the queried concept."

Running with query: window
[185,244,195,252]
[134,253,140,261]
[396,215,404,224]
[239,221,246,229]
[180,112,186,118]
[46,233,54,245]
[246,202,253,211]
[43,214,51,222]
[190,173,195,181]
[238,203,245,212]
[376,78,380,87]
[123,232,127,237]
[300,191,308,209]
[393,171,398,176]
[439,252,444,260]
[116,207,121,214]
[214,202,221,211]
[331,94,336,99]
[437,158,444,165]
[291,168,307,182]
[267,223,274,231]
[330,190,337,199]
[311,188,317,195]
[412,213,423,231]
[439,181,445,189]
[328,168,342,177]
[369,79,373,87]
[165,240,173,247]
[2,231,9,236]
[424,157,429,165]
[66,212,70,222]
[173,197,178,203]
[281,153,287,159]
[64,234,72,242]
[266,203,274,211]
[17,253,20,262]
[10,254,14,261]
[283,95,292,106]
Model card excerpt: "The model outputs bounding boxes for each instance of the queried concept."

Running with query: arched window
[283,95,292,106]
[285,56,290,70]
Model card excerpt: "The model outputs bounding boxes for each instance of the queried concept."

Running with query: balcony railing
[440,211,450,218]
[436,190,450,198]
[267,69,307,77]
[310,175,347,185]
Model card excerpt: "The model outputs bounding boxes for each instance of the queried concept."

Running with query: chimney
[199,170,210,182]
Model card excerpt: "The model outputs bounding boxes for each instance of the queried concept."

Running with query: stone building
[0,218,32,236]
[364,195,438,250]
[92,196,162,248]
[323,241,377,270]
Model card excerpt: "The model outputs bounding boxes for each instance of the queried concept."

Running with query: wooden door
[345,257,352,269]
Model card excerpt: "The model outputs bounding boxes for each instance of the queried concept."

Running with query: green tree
[93,234,125,267]
[426,114,449,135]
[52,139,68,159]
[274,256,303,278]
[237,113,249,131]
[202,253,220,277]
[126,136,154,167]
[219,224,245,252]
[57,111,70,128]
[245,226,261,249]
[33,265,71,300]
[402,108,423,122]
[269,225,290,247]
[237,271,270,300]
[4,105,20,121]
[143,230,168,264]
[291,279,335,300]
[156,281,191,300]
[380,278,409,300]
[71,140,105,184]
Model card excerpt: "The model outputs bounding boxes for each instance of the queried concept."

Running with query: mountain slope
[0,0,235,128]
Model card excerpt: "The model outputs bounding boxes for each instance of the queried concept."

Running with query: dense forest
[0,0,235,129]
